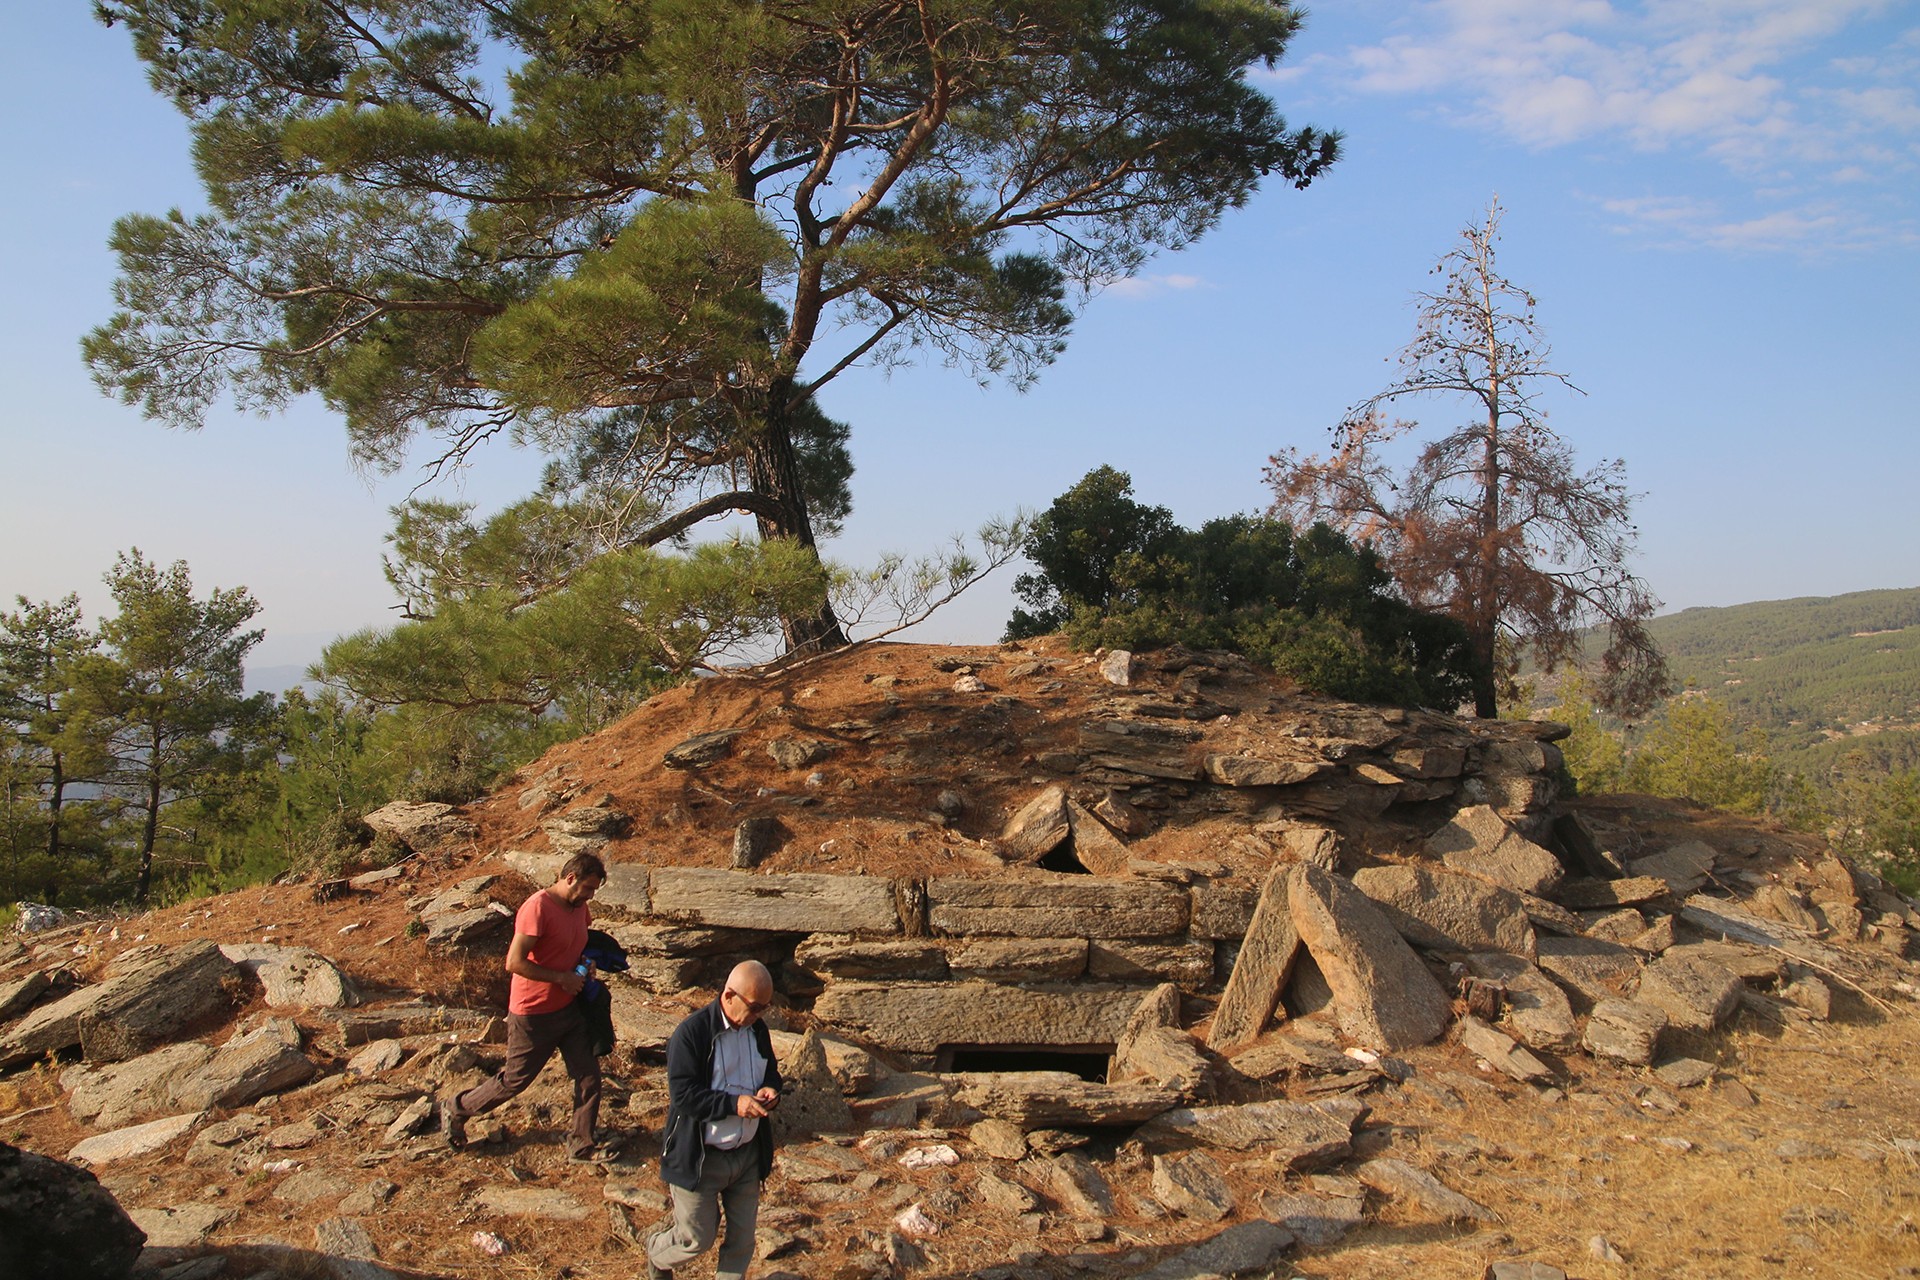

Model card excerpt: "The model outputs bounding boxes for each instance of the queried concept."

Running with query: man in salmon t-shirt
[440,851,612,1160]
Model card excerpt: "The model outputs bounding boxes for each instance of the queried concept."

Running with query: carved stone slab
[648,868,901,934]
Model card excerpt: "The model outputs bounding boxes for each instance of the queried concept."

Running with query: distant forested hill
[1641,587,1920,771]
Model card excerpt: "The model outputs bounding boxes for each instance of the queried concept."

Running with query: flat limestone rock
[1206,865,1300,1053]
[68,1111,202,1166]
[218,944,361,1008]
[1635,952,1744,1033]
[1112,985,1210,1098]
[814,980,1142,1053]
[1077,719,1204,781]
[1088,939,1214,990]
[1350,864,1536,957]
[946,937,1088,982]
[127,1203,234,1248]
[1456,1016,1553,1084]
[1582,998,1668,1066]
[1258,1188,1367,1246]
[361,800,475,853]
[1427,806,1567,897]
[1535,937,1643,1011]
[321,1002,498,1047]
[0,970,51,1022]
[0,979,114,1067]
[1289,865,1451,1052]
[1356,1157,1498,1224]
[1152,1150,1236,1221]
[1190,880,1259,940]
[1628,840,1719,895]
[945,1071,1181,1127]
[650,868,901,934]
[793,936,950,980]
[1139,1096,1366,1167]
[926,877,1189,939]
[472,1186,594,1219]
[1463,953,1579,1053]
[64,1042,216,1129]
[1203,754,1332,787]
[1134,1220,1295,1280]
[1038,1151,1115,1218]
[1555,877,1668,910]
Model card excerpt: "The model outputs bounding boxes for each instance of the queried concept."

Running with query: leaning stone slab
[1356,1157,1497,1223]
[1427,805,1566,897]
[0,978,109,1065]
[1582,998,1667,1066]
[219,944,361,1008]
[68,1111,202,1165]
[0,969,50,1022]
[770,1028,857,1139]
[651,868,901,934]
[662,729,743,769]
[426,905,512,947]
[610,1000,685,1054]
[1207,865,1301,1053]
[945,937,1087,982]
[926,877,1188,939]
[813,980,1142,1053]
[1350,864,1536,957]
[1635,952,1744,1033]
[794,936,950,980]
[79,941,237,1064]
[1536,936,1643,1011]
[998,786,1071,863]
[1139,1096,1366,1168]
[1463,953,1578,1053]
[947,1072,1181,1127]
[1134,1220,1295,1280]
[1065,800,1132,876]
[1111,985,1209,1098]
[1289,865,1450,1052]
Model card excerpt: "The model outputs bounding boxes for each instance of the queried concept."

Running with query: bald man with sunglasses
[646,960,784,1280]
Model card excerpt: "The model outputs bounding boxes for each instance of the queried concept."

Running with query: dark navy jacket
[659,998,783,1190]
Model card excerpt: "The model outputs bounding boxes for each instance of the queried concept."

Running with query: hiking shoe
[570,1138,624,1163]
[438,1098,467,1150]
[643,1260,672,1280]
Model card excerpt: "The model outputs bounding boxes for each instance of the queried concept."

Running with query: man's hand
[557,968,587,996]
[736,1092,774,1119]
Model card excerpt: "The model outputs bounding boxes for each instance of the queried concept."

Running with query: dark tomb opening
[945,1047,1112,1082]
[1038,838,1092,875]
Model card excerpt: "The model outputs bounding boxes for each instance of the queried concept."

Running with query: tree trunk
[136,739,161,905]
[748,384,849,654]
[1469,622,1498,719]
[46,754,64,862]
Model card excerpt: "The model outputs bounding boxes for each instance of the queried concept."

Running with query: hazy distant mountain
[1642,586,1920,773]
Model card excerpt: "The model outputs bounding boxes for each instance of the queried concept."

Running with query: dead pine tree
[1266,199,1669,718]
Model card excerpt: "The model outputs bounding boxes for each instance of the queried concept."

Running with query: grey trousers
[648,1142,761,1280]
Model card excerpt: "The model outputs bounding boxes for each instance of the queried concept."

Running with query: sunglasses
[725,989,771,1015]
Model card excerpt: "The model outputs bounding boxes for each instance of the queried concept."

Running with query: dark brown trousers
[452,1003,601,1155]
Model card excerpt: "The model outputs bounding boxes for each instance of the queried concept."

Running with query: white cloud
[1287,1,1919,250]
[1102,273,1209,300]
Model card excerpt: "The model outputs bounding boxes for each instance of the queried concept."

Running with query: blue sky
[3,1,1916,673]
